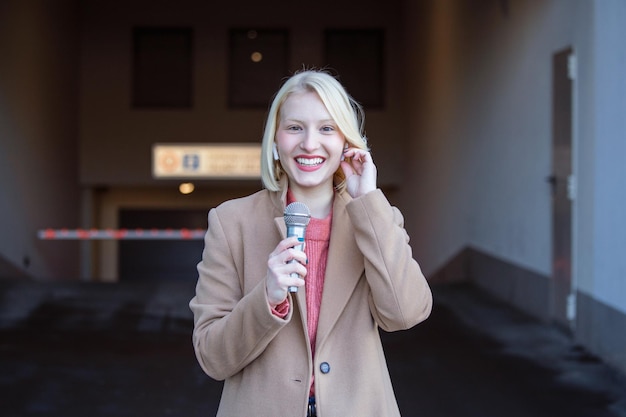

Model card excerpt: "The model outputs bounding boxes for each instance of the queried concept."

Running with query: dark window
[324,29,385,108]
[132,27,193,108]
[229,28,289,108]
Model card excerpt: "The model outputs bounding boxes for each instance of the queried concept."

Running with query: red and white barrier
[38,228,206,240]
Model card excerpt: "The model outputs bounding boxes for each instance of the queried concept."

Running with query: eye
[286,125,302,131]
[321,125,336,133]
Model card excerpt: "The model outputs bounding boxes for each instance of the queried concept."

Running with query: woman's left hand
[341,148,377,198]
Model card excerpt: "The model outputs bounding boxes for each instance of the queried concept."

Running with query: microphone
[284,202,311,293]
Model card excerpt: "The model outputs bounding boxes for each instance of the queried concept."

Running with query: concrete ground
[1,280,625,417]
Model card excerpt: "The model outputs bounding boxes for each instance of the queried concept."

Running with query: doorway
[550,47,575,328]
[118,209,206,282]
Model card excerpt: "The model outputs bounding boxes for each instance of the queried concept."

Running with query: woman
[190,69,432,417]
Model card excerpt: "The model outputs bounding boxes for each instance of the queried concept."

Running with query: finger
[272,263,306,294]
[287,275,305,290]
[291,247,308,264]
[343,148,369,160]
[341,160,356,177]
[278,251,307,271]
[343,149,371,171]
[269,236,303,259]
[266,259,306,302]
[280,236,304,252]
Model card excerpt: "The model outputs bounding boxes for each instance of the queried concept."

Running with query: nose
[300,130,320,152]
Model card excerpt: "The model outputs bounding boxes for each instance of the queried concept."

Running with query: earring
[273,144,280,161]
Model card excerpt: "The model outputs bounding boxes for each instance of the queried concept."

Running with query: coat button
[320,362,331,374]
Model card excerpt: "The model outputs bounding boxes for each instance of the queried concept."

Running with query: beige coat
[190,183,432,417]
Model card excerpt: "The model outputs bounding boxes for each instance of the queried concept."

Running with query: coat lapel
[315,192,363,352]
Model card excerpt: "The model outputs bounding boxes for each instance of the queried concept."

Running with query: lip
[295,155,325,172]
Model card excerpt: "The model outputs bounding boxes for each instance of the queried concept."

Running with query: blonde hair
[260,69,368,192]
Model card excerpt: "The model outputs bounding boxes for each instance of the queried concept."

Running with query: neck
[289,186,334,219]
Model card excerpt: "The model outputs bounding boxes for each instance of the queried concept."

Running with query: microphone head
[284,202,311,227]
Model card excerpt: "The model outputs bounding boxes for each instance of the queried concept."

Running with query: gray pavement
[1,280,625,417]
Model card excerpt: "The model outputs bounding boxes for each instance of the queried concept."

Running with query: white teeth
[296,157,324,166]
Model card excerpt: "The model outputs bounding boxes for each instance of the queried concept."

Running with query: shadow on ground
[0,280,625,417]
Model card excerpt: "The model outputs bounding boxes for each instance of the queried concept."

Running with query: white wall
[403,0,626,316]
[578,0,626,313]
[403,0,626,373]
[0,0,81,280]
[572,3,626,372]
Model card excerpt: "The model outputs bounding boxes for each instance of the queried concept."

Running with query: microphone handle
[286,225,306,293]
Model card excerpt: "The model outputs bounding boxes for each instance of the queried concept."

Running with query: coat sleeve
[189,207,291,381]
[346,189,432,331]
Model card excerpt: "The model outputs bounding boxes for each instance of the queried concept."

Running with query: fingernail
[298,237,304,242]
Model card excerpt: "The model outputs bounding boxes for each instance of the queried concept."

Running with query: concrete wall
[403,0,574,281]
[574,0,626,372]
[403,0,626,374]
[0,0,81,280]
[581,0,626,320]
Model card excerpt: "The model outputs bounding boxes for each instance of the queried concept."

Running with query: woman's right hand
[266,236,307,307]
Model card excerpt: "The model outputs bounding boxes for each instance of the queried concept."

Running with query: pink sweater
[302,213,332,359]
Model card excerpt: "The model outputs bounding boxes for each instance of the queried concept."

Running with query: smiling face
[275,90,346,197]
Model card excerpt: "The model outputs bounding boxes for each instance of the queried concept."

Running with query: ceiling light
[179,182,195,194]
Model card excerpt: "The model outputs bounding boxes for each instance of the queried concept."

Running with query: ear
[273,143,280,161]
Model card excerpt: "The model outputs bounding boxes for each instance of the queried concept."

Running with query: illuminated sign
[152,143,261,179]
